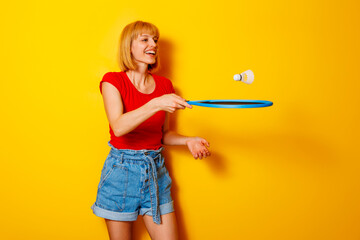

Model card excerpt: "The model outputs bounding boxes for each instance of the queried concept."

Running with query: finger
[171,95,191,108]
[202,148,209,156]
[184,101,192,109]
[176,99,192,109]
[175,103,185,110]
[201,139,210,147]
[201,150,207,158]
[206,151,211,157]
[172,100,184,109]
[171,94,187,104]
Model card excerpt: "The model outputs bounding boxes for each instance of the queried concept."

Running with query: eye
[154,39,158,43]
[142,38,148,42]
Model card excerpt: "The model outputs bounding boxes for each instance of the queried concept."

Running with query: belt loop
[120,153,124,164]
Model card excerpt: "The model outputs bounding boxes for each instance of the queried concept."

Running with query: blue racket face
[186,99,273,108]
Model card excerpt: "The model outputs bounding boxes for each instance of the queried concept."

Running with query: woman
[91,20,210,240]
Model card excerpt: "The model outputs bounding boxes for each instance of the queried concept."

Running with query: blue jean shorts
[91,143,174,225]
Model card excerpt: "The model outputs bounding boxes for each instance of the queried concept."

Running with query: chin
[146,60,156,65]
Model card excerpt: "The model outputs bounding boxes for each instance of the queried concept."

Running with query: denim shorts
[91,143,174,225]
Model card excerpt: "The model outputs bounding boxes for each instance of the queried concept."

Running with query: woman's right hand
[150,94,192,113]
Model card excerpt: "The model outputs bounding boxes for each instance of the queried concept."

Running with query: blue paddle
[186,99,273,109]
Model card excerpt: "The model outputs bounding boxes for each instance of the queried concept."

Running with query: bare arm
[101,82,192,137]
[162,113,211,159]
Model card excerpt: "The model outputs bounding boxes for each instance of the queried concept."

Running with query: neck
[127,64,149,85]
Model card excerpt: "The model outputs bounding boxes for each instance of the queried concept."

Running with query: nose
[149,39,157,47]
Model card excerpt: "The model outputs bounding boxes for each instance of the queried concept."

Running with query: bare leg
[105,219,133,240]
[143,212,178,240]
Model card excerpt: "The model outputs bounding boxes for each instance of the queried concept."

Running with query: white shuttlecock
[233,70,254,84]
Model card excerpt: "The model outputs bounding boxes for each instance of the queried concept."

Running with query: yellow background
[1,0,360,239]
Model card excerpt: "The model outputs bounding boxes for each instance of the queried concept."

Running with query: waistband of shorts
[108,142,163,160]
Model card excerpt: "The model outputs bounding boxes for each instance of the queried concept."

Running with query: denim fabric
[91,143,174,224]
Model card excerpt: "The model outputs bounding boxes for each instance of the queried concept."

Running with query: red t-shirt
[100,71,175,150]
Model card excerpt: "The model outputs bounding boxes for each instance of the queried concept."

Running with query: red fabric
[100,72,175,150]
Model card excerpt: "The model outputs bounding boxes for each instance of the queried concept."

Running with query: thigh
[142,212,178,240]
[105,219,133,240]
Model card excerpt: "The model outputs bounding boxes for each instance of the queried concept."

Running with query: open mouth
[145,50,156,56]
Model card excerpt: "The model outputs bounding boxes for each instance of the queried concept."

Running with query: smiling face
[131,33,159,67]
[119,21,160,72]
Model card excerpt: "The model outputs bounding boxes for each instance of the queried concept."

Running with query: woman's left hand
[186,137,211,159]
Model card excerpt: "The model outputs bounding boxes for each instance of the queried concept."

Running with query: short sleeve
[160,76,175,94]
[99,72,121,94]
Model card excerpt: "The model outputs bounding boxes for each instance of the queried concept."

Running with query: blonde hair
[119,21,160,72]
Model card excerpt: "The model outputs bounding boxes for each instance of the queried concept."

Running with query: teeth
[145,51,156,55]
